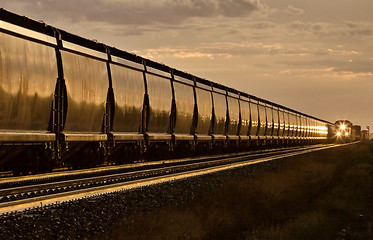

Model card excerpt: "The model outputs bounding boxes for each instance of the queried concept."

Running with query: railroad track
[0,143,351,215]
[0,171,12,178]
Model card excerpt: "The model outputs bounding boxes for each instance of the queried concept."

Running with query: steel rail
[0,144,327,197]
[0,171,12,178]
[0,143,354,215]
[0,145,321,188]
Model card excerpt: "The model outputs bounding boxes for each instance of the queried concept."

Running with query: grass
[97,142,373,240]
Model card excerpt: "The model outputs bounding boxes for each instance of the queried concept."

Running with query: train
[331,120,362,143]
[334,120,353,143]
[0,9,352,175]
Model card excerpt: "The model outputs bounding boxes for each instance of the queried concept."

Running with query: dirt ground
[100,142,373,240]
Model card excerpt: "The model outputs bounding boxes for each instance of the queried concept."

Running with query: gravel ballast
[1,143,373,239]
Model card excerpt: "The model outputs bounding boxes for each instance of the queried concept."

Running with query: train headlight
[337,132,341,136]
[340,124,346,130]
[345,132,349,136]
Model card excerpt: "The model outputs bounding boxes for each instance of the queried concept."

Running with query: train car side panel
[265,106,273,137]
[61,50,108,133]
[212,92,227,136]
[227,96,240,136]
[311,119,316,139]
[110,64,145,133]
[303,117,308,138]
[249,101,259,137]
[173,80,195,135]
[0,31,57,137]
[288,113,296,138]
[195,88,213,136]
[284,111,290,138]
[257,103,266,138]
[297,115,302,138]
[278,109,285,137]
[273,108,279,137]
[239,100,250,138]
[145,73,173,134]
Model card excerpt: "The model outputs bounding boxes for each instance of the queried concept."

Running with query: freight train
[0,9,344,175]
[334,120,353,143]
[331,120,362,143]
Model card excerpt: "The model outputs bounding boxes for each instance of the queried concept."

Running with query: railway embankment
[1,142,373,239]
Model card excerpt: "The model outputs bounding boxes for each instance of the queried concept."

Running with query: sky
[1,0,373,129]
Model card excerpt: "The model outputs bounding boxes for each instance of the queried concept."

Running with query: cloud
[4,0,270,26]
[284,5,304,16]
[277,57,373,76]
[345,22,373,37]
[327,48,361,55]
[248,22,276,29]
[289,21,330,34]
[134,42,311,62]
[332,59,373,75]
[288,21,373,38]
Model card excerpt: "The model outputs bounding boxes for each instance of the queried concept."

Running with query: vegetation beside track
[103,142,373,240]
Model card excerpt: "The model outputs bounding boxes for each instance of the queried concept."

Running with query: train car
[277,108,286,145]
[226,88,240,148]
[142,62,174,157]
[334,120,353,143]
[237,94,250,147]
[194,77,213,149]
[248,99,260,146]
[171,70,196,153]
[58,29,109,169]
[108,49,146,163]
[272,107,280,146]
[0,10,58,174]
[210,83,228,148]
[351,125,361,141]
[327,124,337,143]
[257,101,267,146]
[0,8,334,174]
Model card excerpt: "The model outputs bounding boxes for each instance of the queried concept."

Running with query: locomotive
[334,120,353,143]
[0,9,337,175]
